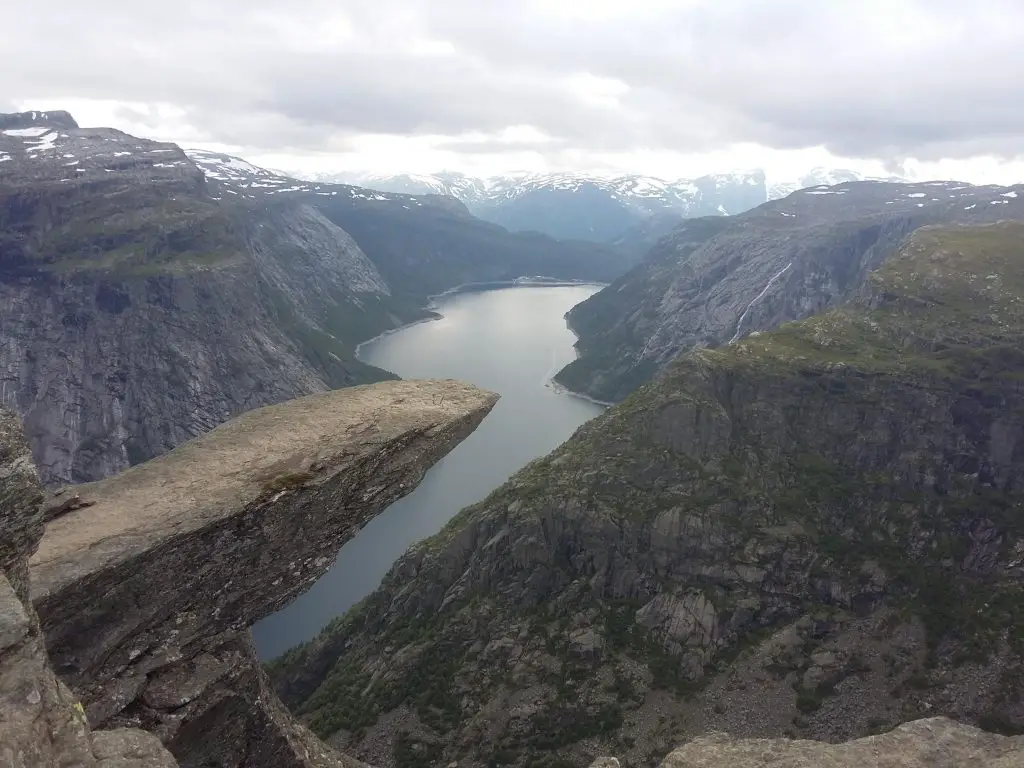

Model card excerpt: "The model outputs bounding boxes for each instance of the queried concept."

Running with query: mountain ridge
[297,167,909,243]
[555,178,1024,402]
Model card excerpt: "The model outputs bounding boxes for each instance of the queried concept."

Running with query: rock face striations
[271,223,1024,767]
[1,404,177,766]
[22,379,498,767]
[556,180,1024,403]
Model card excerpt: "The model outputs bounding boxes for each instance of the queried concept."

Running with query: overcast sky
[5,0,1024,182]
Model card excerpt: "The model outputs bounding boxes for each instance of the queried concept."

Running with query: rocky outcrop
[1,405,178,766]
[636,718,1024,767]
[28,379,497,767]
[273,223,1024,767]
[556,180,1024,402]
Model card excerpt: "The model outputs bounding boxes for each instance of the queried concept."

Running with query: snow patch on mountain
[185,149,431,209]
[318,166,903,221]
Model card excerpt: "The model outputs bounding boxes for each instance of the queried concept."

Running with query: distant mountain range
[296,167,902,244]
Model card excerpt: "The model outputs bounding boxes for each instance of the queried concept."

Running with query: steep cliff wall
[273,223,1024,767]
[556,181,1024,403]
[0,406,177,766]
[29,379,497,767]
[0,115,428,486]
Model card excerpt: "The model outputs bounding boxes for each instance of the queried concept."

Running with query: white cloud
[7,0,1024,183]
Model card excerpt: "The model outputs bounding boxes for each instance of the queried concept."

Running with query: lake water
[252,284,605,658]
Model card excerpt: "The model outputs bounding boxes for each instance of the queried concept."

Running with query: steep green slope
[271,222,1024,768]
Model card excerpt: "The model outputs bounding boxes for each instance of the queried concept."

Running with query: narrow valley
[5,5,1024,767]
[254,285,604,657]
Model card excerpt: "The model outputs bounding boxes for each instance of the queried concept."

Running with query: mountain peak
[0,110,79,131]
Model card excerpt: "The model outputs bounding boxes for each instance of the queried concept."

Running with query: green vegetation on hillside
[0,179,247,275]
[272,222,1024,766]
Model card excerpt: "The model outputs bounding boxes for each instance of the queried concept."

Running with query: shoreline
[545,310,616,407]
[434,277,607,298]
[354,313,442,359]
[355,277,608,362]
[543,376,614,408]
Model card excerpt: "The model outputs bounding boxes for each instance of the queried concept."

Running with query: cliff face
[556,181,1024,403]
[309,195,628,298]
[24,379,497,767]
[272,223,1024,767]
[0,406,178,766]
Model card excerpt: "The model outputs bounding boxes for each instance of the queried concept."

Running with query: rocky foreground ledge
[593,718,1024,767]
[4,380,497,767]
[2,406,177,766]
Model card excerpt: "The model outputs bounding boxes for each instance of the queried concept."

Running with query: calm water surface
[253,285,604,658]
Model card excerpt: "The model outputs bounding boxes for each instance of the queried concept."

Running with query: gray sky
[5,0,1024,182]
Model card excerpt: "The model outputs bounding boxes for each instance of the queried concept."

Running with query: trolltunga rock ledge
[650,717,1024,767]
[28,379,498,767]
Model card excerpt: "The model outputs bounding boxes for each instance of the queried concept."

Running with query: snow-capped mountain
[190,153,922,245]
[302,170,491,203]
[307,169,764,212]
[764,167,909,201]
[184,149,448,211]
[303,167,905,244]
[299,168,776,242]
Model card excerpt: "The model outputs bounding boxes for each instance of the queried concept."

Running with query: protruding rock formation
[27,379,496,767]
[607,717,1024,767]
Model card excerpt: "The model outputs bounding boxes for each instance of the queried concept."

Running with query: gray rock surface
[30,379,497,767]
[653,717,1024,767]
[91,729,179,767]
[0,409,43,591]
[556,180,1024,402]
[0,405,178,767]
